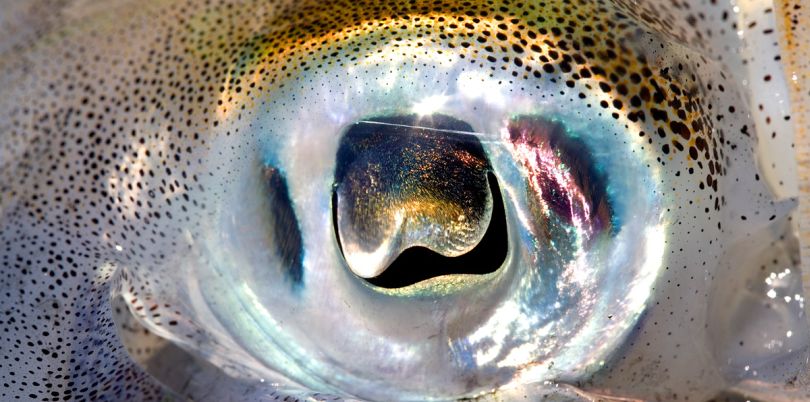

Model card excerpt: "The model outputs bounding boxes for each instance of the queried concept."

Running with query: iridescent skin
[0,0,808,401]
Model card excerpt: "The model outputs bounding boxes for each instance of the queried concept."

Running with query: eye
[0,1,808,401]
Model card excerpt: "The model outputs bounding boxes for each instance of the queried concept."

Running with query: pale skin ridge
[776,0,810,348]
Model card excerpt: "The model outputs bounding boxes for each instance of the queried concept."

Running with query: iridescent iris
[507,116,612,251]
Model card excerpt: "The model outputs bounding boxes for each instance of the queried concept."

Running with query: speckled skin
[0,0,808,401]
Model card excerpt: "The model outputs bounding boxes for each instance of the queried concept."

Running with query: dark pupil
[364,173,507,288]
[332,114,508,289]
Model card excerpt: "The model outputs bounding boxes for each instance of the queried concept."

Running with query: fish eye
[0,1,808,401]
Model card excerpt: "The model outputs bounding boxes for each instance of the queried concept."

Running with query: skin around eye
[0,0,807,401]
[190,3,671,395]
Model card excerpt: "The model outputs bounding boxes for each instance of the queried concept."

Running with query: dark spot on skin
[264,167,305,287]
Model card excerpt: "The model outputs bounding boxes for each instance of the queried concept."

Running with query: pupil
[332,114,508,289]
[364,173,507,288]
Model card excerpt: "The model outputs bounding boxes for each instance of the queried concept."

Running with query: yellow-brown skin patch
[207,0,726,199]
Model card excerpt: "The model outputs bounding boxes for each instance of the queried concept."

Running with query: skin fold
[0,0,809,400]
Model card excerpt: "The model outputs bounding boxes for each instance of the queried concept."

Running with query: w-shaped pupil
[365,173,507,288]
[333,114,508,289]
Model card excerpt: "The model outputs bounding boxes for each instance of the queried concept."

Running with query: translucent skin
[0,0,808,401]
